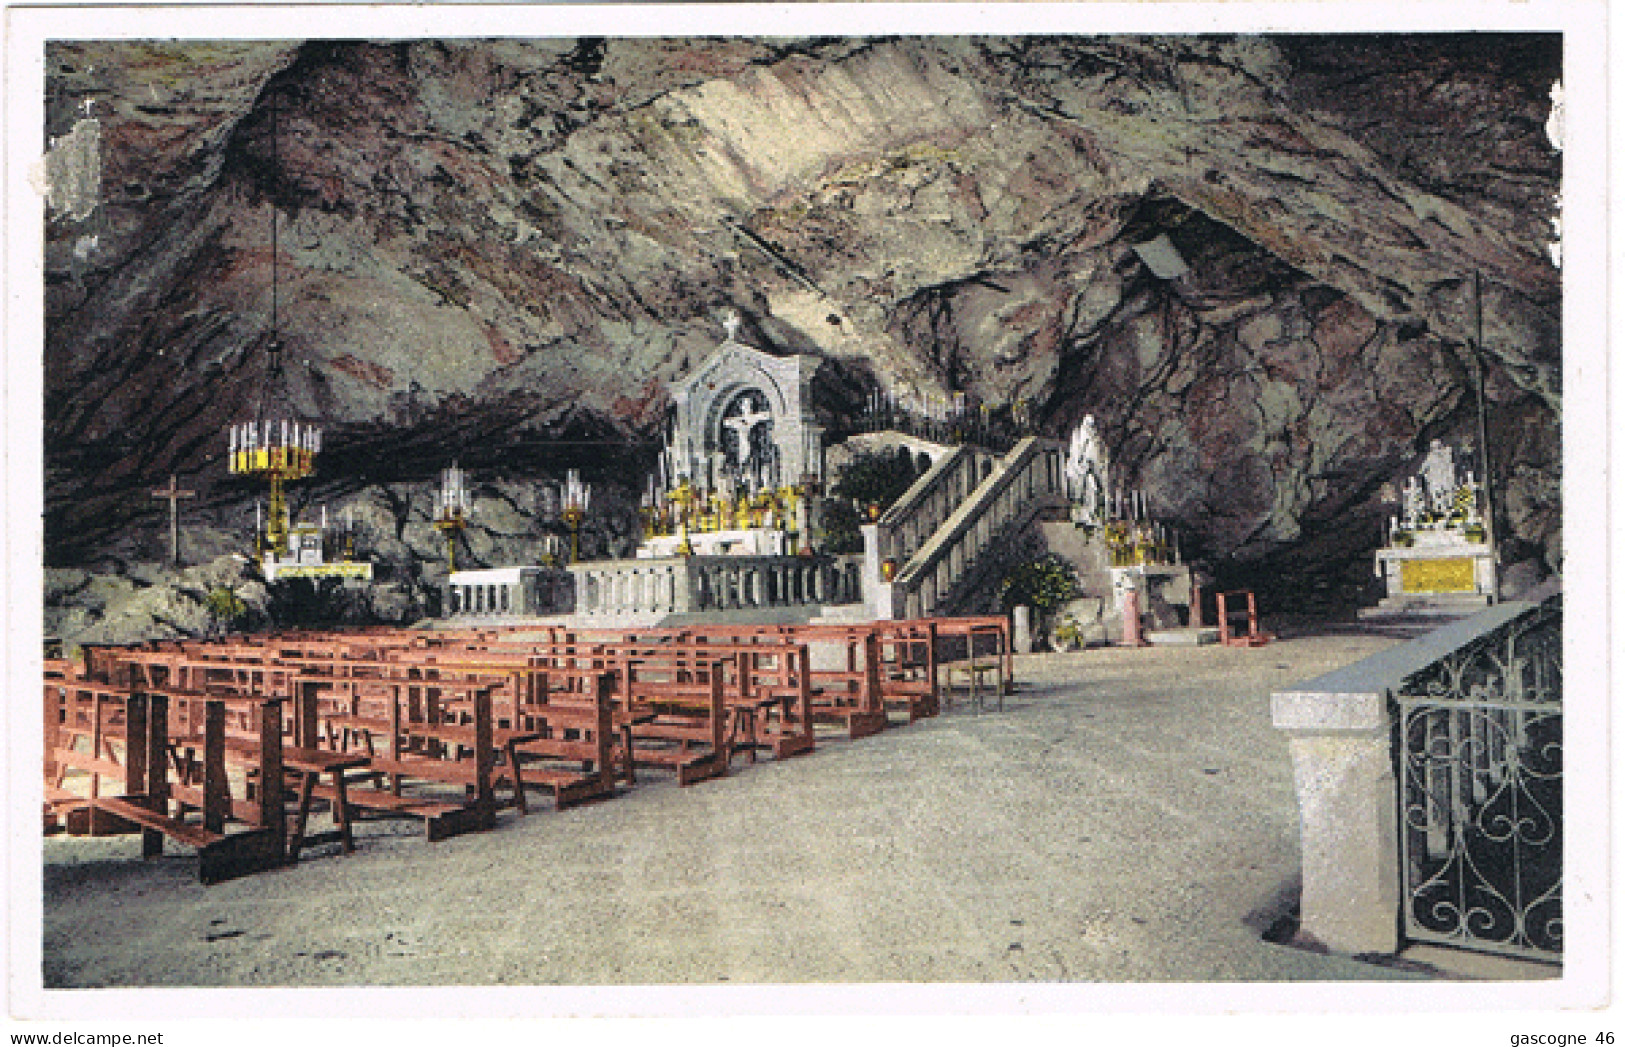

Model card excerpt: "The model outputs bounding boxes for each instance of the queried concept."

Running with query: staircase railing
[868,445,997,568]
[865,437,1065,619]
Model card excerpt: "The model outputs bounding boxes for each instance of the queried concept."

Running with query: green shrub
[819,499,864,555]
[831,448,921,514]
[998,555,1081,615]
[204,587,249,635]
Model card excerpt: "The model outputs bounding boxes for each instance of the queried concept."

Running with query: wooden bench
[87,692,289,884]
[309,682,505,841]
[510,670,620,809]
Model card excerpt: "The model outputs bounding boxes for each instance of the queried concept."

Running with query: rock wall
[43,35,1562,614]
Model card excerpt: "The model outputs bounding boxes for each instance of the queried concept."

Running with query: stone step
[807,603,872,624]
[1145,627,1221,646]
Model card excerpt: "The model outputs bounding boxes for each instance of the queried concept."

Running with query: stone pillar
[1012,605,1033,654]
[1121,588,1144,646]
[1271,689,1400,955]
[752,568,767,608]
[862,524,903,620]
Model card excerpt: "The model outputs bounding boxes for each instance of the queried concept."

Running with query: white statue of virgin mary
[1064,415,1109,525]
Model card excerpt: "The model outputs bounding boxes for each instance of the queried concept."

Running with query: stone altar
[1363,440,1496,619]
[261,507,373,583]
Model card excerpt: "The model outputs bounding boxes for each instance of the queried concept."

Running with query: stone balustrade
[866,436,1066,620]
[445,566,571,619]
[1270,592,1554,956]
[868,445,998,567]
[569,554,858,620]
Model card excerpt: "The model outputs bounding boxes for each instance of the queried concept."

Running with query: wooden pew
[615,653,730,786]
[86,692,289,884]
[510,668,621,809]
[310,680,509,842]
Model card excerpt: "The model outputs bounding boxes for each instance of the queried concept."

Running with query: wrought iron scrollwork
[1396,596,1563,962]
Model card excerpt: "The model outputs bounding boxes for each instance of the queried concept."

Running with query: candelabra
[562,469,591,564]
[669,480,697,555]
[340,505,357,562]
[433,462,470,572]
[229,419,319,558]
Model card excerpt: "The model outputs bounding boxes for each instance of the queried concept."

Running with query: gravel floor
[39,633,1430,988]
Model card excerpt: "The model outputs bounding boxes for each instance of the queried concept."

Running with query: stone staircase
[862,436,1067,620]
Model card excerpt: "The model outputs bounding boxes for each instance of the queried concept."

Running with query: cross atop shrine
[150,473,196,565]
[723,310,743,343]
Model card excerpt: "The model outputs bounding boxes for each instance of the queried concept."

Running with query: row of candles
[1108,487,1156,522]
[640,478,800,538]
[1103,518,1182,567]
[228,419,322,456]
[866,389,971,423]
[432,461,471,522]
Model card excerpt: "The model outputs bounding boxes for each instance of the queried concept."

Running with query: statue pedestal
[1110,563,1193,634]
[1363,531,1495,618]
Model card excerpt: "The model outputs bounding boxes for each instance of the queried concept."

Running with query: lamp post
[562,468,591,564]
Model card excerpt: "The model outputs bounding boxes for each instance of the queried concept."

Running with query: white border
[3,2,1612,1038]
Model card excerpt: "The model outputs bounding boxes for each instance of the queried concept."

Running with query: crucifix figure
[721,396,773,477]
[150,473,196,565]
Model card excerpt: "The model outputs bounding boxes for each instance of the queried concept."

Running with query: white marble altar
[1364,440,1496,617]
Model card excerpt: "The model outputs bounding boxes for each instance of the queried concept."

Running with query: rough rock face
[49,474,641,647]
[43,35,1562,612]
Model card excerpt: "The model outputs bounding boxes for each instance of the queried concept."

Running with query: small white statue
[1419,439,1458,517]
[1064,415,1110,526]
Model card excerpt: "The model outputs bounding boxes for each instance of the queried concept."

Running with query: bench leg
[332,771,354,853]
[506,742,528,815]
[287,771,317,861]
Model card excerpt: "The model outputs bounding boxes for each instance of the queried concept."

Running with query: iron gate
[1395,595,1563,962]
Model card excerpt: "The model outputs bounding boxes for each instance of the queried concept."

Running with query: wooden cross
[150,474,196,565]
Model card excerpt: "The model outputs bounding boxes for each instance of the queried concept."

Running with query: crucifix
[722,399,773,478]
[150,473,196,565]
